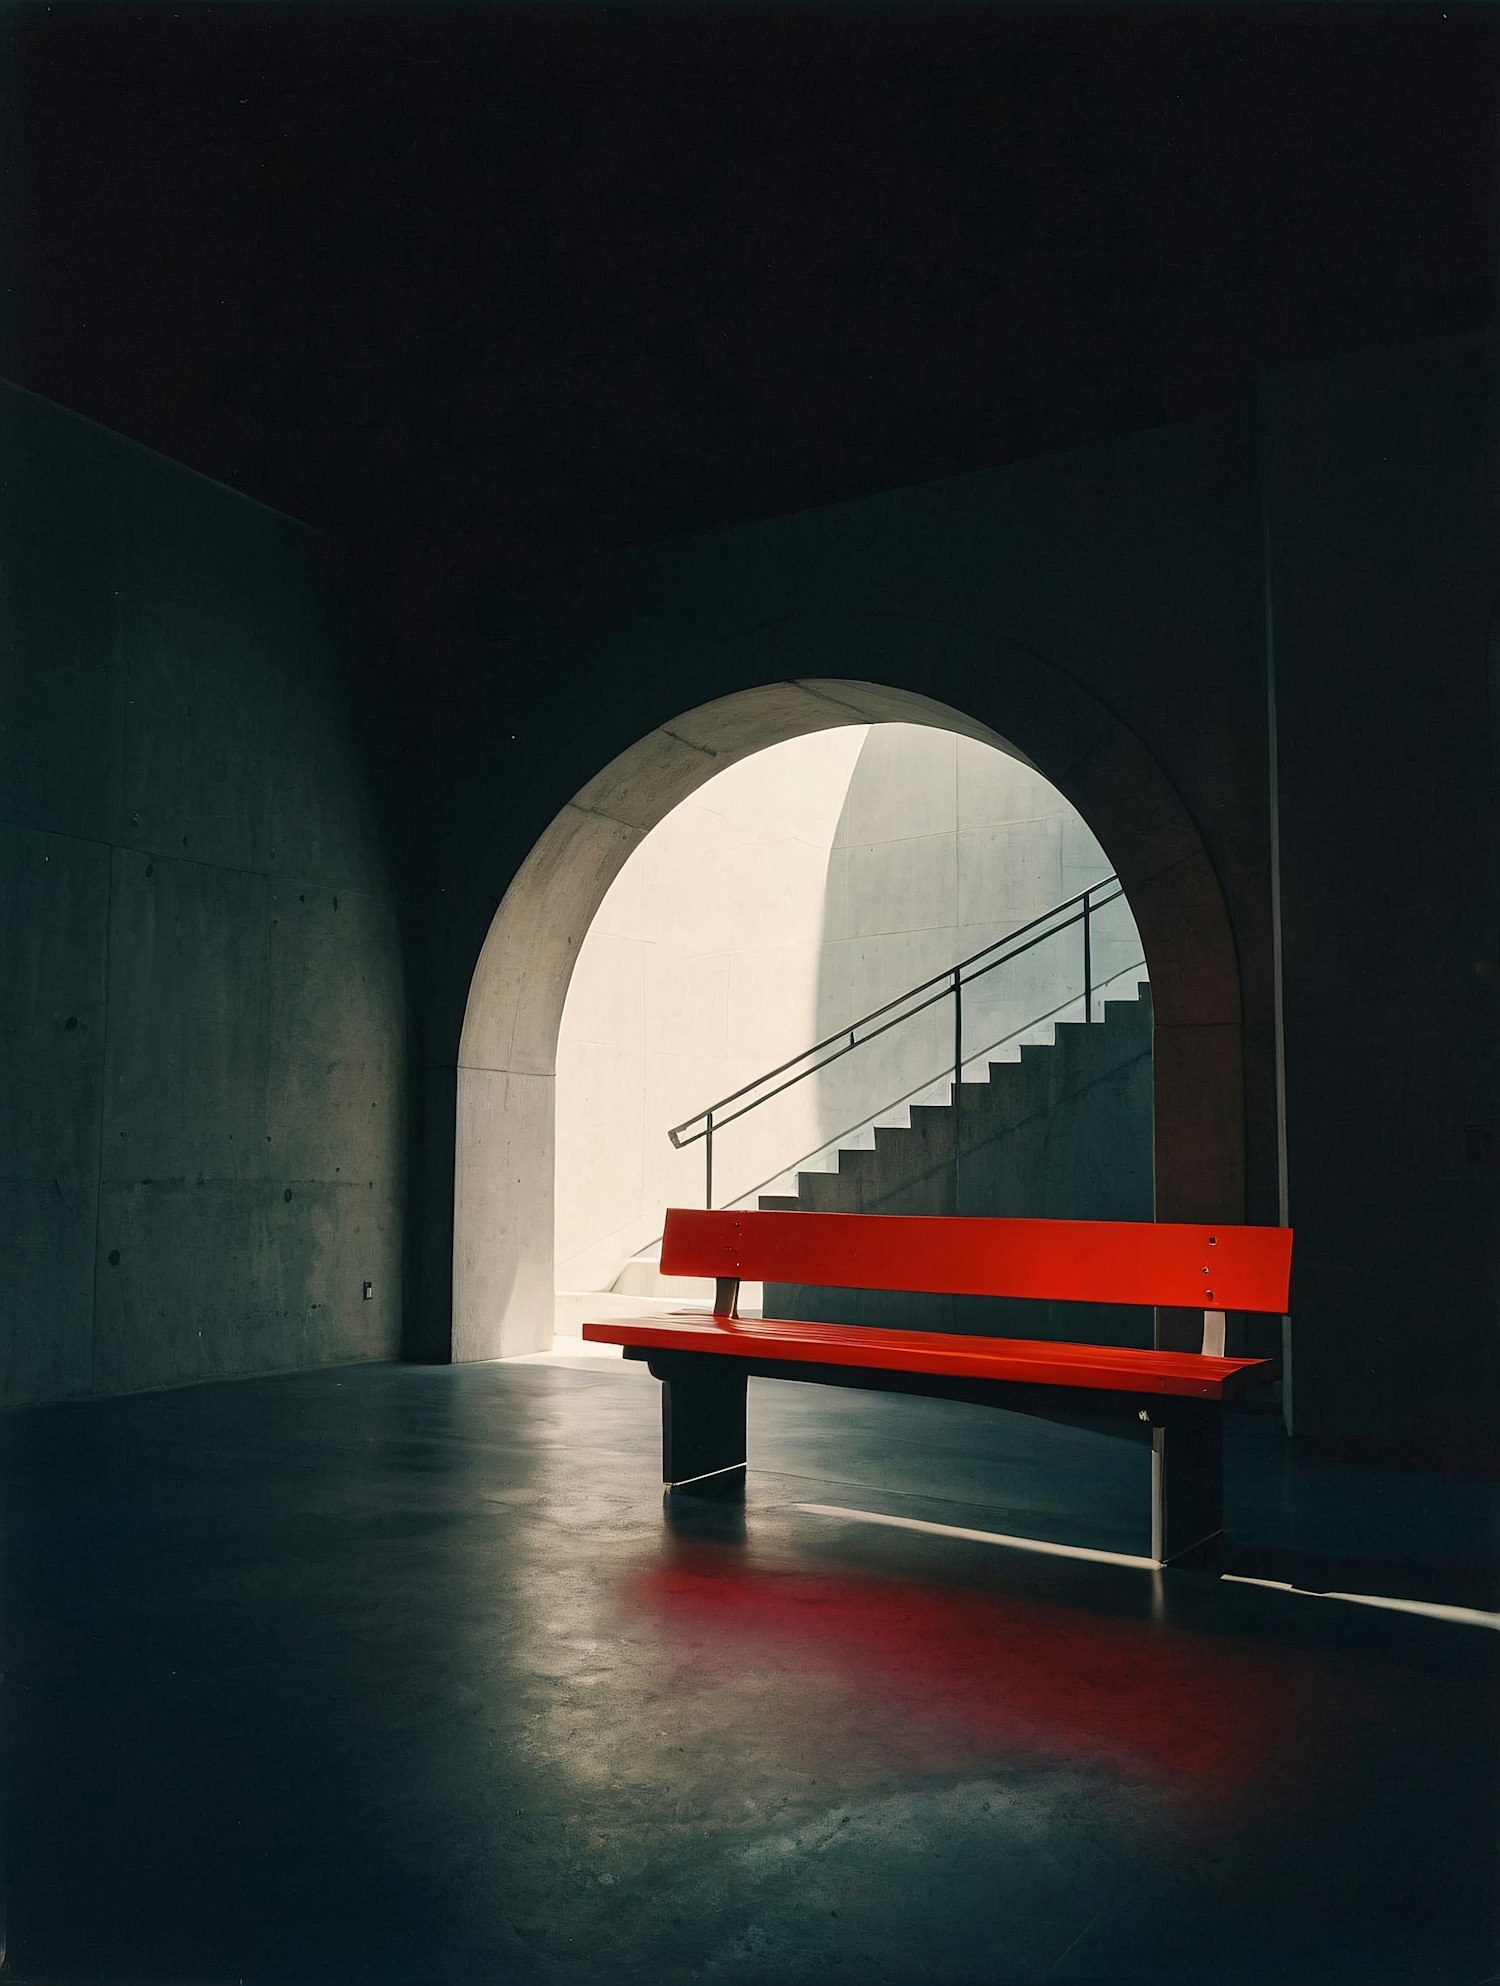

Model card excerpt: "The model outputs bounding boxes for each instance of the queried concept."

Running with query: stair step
[795,1170,857,1212]
[765,975,1152,1218]
[909,1103,954,1130]
[610,1249,715,1302]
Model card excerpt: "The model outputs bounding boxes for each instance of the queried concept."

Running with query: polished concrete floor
[4,1357,1498,1985]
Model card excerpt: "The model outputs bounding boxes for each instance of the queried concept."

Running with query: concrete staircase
[759,982,1154,1345]
[555,982,1151,1345]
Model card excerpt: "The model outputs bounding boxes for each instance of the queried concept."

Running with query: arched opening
[453,667,1244,1364]
[552,722,1152,1344]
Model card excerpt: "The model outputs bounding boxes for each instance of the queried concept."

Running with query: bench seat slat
[581,1311,1270,1401]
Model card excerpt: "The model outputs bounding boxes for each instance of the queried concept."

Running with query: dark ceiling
[7,3,1498,567]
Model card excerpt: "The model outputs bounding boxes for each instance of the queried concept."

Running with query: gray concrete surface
[6,1356,1497,1984]
[1,384,407,1406]
[1262,341,1500,1463]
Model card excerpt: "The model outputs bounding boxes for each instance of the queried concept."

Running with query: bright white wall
[553,727,869,1292]
[805,726,1144,1175]
[554,724,1146,1290]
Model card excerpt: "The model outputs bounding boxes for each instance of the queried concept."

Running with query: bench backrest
[660,1208,1292,1315]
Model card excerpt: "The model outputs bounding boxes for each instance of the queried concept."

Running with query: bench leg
[1151,1402,1223,1570]
[649,1355,748,1494]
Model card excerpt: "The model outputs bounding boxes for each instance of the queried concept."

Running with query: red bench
[582,1208,1293,1568]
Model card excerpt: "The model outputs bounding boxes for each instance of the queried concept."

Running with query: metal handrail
[667,873,1131,1207]
[717,954,1149,1216]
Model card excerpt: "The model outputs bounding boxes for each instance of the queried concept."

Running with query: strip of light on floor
[795,1503,1159,1570]
[1220,1574,1500,1632]
[795,1503,1500,1631]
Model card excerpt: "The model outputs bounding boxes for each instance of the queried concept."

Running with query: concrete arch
[451,630,1243,1363]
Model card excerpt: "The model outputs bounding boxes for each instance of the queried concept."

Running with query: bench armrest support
[714,1277,741,1319]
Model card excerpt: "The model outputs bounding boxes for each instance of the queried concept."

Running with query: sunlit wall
[554,724,1144,1295]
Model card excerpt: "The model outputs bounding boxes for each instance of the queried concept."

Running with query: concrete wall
[809,724,1142,1177]
[553,723,1144,1292]
[449,682,1027,1362]
[554,727,867,1292]
[1262,342,1499,1464]
[420,337,1495,1459]
[1,385,407,1407]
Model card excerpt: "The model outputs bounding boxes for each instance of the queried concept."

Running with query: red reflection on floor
[621,1542,1318,1811]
